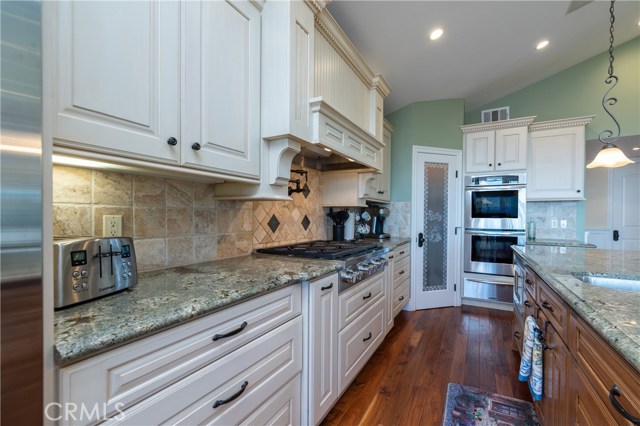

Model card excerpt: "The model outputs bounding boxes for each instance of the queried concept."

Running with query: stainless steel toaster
[54,237,138,308]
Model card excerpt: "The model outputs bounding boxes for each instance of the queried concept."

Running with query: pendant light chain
[607,0,615,78]
[598,0,620,145]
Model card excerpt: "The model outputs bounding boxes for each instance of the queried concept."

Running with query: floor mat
[442,383,539,426]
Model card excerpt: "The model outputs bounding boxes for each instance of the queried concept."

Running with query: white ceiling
[326,0,640,114]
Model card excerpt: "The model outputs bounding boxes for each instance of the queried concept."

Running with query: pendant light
[586,0,635,169]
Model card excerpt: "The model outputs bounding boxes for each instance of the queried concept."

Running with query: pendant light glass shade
[586,0,635,169]
[586,144,635,169]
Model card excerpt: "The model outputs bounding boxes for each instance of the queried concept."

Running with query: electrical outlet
[551,219,558,228]
[103,215,123,237]
[560,219,567,229]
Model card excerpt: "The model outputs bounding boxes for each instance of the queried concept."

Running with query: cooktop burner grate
[256,240,379,260]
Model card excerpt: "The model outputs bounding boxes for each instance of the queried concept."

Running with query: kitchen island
[54,255,341,365]
[512,245,639,371]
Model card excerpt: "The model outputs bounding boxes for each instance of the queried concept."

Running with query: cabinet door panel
[184,0,260,179]
[308,274,338,425]
[495,127,527,170]
[528,127,585,200]
[465,131,495,173]
[54,1,180,163]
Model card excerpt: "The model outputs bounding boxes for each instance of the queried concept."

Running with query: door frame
[584,156,639,249]
[406,146,463,311]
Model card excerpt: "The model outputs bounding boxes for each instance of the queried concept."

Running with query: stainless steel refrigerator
[1,1,43,423]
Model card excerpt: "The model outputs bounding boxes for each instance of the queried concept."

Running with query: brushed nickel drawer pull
[212,321,248,341]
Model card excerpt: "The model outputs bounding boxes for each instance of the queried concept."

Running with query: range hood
[302,97,385,172]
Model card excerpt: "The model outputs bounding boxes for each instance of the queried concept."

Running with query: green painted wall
[386,99,465,201]
[465,36,640,140]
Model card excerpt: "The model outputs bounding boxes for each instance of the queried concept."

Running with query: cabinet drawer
[569,360,618,426]
[393,256,410,285]
[106,316,302,425]
[392,279,409,317]
[391,244,410,263]
[538,279,569,343]
[239,374,300,426]
[338,297,385,394]
[524,267,537,299]
[59,285,301,424]
[512,314,524,354]
[569,314,640,425]
[339,273,384,330]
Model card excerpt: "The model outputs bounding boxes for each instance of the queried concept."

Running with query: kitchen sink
[572,273,640,292]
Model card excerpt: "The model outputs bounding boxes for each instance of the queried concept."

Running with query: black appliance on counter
[360,206,390,240]
[256,240,388,293]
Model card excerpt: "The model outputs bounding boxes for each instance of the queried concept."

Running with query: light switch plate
[551,219,558,228]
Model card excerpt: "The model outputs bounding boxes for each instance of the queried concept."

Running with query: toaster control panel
[54,237,138,309]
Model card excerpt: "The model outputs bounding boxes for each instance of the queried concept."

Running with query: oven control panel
[54,237,137,309]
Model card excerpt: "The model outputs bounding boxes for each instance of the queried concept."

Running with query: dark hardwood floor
[321,305,531,426]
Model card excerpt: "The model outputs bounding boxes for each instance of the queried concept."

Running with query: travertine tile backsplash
[53,165,327,271]
[527,201,578,240]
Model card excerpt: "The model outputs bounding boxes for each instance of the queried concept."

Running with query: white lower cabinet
[338,297,385,394]
[391,244,411,317]
[302,273,339,426]
[57,285,302,426]
[105,317,302,425]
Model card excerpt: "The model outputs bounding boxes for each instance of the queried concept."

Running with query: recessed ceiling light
[429,28,444,41]
[323,147,332,152]
[536,40,549,50]
[632,147,640,151]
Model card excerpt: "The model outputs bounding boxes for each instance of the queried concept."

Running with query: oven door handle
[464,230,526,236]
[465,184,526,191]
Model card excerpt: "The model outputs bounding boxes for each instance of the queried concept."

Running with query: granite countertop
[526,238,596,248]
[54,255,341,366]
[366,237,411,250]
[512,245,640,372]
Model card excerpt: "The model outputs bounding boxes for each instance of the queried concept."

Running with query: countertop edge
[512,246,639,373]
[54,265,340,366]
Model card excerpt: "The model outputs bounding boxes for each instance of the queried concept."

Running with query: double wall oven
[463,173,526,303]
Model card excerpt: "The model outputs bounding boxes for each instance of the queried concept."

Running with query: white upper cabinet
[51,0,261,181]
[461,117,535,174]
[183,0,261,179]
[367,120,393,203]
[527,116,593,201]
[53,1,181,164]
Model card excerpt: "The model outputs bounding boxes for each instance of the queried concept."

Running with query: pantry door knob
[167,137,178,146]
[191,142,202,151]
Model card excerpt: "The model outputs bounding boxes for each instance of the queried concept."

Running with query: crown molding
[315,10,376,88]
[529,115,595,132]
[372,74,391,97]
[304,0,329,14]
[383,118,394,132]
[459,116,537,133]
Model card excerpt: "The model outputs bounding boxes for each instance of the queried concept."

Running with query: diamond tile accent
[302,183,311,199]
[267,214,280,233]
[301,215,310,231]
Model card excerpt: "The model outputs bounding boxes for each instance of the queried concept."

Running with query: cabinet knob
[576,189,581,193]
[191,142,202,151]
[167,137,178,146]
[497,162,502,166]
[378,191,384,194]
[488,163,493,167]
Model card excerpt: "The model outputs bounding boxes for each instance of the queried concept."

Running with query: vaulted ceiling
[327,1,640,113]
